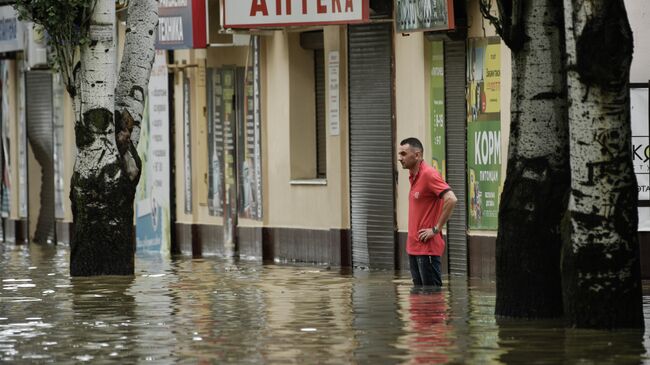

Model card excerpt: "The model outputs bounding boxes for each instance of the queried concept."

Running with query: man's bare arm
[417,190,458,241]
[435,190,457,231]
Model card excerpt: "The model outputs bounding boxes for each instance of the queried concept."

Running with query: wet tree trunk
[70,0,157,276]
[487,0,570,318]
[561,0,643,328]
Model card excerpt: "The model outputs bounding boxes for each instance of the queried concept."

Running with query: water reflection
[0,244,648,364]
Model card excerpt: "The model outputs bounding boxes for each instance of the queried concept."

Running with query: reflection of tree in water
[497,318,645,364]
[69,275,138,362]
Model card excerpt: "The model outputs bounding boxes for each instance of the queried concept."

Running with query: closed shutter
[25,71,55,244]
[348,24,395,269]
[444,40,468,275]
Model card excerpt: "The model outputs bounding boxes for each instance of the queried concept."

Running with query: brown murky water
[1,244,649,364]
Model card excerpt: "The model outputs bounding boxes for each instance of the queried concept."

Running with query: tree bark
[495,0,569,318]
[70,0,157,276]
[562,0,643,328]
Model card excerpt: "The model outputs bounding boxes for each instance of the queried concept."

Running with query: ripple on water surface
[0,244,649,364]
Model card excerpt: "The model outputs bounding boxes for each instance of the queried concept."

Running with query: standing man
[398,137,457,286]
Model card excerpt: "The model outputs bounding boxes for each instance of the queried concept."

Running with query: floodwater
[1,244,650,364]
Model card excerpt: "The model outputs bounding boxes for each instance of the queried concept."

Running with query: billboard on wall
[632,85,650,231]
[395,0,455,33]
[136,51,172,253]
[223,0,369,28]
[156,0,206,49]
[467,37,502,230]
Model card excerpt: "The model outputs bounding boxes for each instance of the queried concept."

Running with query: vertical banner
[252,36,263,220]
[183,74,192,214]
[430,40,445,179]
[631,86,650,231]
[136,50,172,253]
[239,37,263,220]
[0,61,10,217]
[207,68,224,216]
[17,62,27,218]
[222,66,237,244]
[467,37,502,230]
[328,51,340,136]
[52,74,66,219]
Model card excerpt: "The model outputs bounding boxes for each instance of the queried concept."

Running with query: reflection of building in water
[351,272,407,363]
[257,267,355,362]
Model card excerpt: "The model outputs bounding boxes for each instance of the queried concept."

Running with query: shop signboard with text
[0,6,24,53]
[156,0,206,49]
[223,0,369,28]
[395,0,455,33]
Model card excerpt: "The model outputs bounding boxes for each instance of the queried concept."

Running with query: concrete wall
[263,28,350,230]
[394,32,428,234]
[626,0,650,83]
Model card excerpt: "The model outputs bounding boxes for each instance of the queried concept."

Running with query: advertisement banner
[430,40,445,179]
[631,86,650,231]
[17,63,27,218]
[395,0,455,33]
[0,61,10,217]
[207,68,225,216]
[239,37,263,220]
[467,37,502,230]
[223,0,369,28]
[183,75,193,214]
[52,74,66,219]
[136,50,172,253]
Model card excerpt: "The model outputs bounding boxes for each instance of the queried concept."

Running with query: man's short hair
[400,137,423,152]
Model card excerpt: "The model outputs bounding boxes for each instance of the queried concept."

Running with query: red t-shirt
[407,161,451,256]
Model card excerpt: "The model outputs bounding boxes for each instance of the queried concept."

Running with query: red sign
[223,0,370,28]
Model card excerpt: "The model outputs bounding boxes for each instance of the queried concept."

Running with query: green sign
[430,40,446,179]
[467,121,501,229]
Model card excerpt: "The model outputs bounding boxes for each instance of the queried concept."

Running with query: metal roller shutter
[444,40,468,275]
[25,71,55,244]
[348,24,395,269]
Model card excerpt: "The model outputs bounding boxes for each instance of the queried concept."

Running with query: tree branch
[479,0,504,38]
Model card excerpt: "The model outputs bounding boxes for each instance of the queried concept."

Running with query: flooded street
[1,244,650,364]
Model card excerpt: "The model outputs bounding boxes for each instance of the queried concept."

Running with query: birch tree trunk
[70,0,158,276]
[488,0,570,318]
[562,0,643,328]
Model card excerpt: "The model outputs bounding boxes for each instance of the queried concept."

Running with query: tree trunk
[562,0,643,328]
[495,0,569,318]
[70,0,157,276]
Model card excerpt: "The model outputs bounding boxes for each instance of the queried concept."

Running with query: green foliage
[13,0,97,96]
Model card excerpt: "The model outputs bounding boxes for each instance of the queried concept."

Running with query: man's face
[398,144,421,170]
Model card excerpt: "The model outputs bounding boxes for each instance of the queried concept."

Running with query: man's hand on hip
[418,227,438,242]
